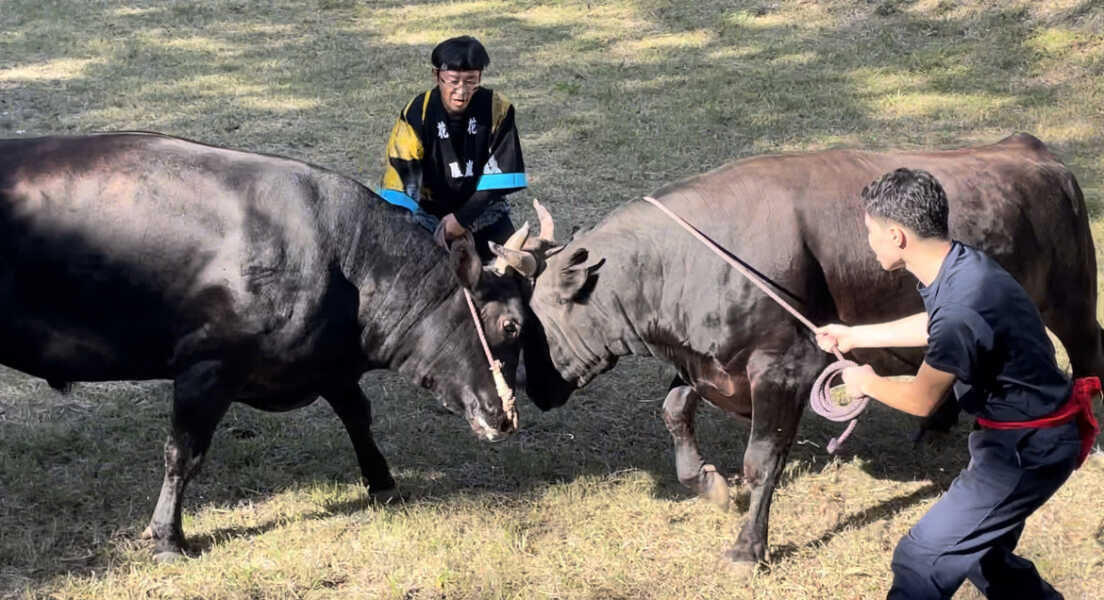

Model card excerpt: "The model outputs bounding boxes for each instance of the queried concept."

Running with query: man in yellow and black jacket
[380,36,527,260]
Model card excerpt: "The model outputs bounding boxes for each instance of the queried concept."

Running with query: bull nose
[498,414,516,435]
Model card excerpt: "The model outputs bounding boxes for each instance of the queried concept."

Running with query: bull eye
[502,319,520,337]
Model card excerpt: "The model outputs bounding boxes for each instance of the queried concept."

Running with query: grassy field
[2,0,1103,598]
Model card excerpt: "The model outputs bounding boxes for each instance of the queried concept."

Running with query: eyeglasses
[437,73,481,91]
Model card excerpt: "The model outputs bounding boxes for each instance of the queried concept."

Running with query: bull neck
[327,186,457,365]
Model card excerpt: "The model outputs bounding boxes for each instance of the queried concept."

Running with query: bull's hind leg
[1035,239,1104,379]
[143,360,238,561]
[725,344,818,570]
[322,383,399,502]
[1042,303,1104,380]
[662,382,730,510]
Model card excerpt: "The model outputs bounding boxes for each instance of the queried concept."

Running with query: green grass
[2,1,1104,598]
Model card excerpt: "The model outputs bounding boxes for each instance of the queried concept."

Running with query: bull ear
[557,251,604,304]
[448,233,482,290]
[562,248,590,268]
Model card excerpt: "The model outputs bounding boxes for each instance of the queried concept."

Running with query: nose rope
[642,196,869,453]
[463,288,518,430]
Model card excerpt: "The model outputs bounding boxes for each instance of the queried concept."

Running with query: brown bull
[505,133,1103,569]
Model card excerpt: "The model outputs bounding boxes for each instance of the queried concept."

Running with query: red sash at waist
[976,376,1101,469]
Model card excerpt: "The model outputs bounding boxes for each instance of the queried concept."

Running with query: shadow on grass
[0,354,965,587]
[767,482,942,566]
[0,324,1085,595]
[6,0,1098,198]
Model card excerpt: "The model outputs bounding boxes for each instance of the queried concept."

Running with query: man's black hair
[431,36,490,71]
[862,168,950,240]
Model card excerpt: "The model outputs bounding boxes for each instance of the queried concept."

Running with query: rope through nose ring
[463,288,518,431]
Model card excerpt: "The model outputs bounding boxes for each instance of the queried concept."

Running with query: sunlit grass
[872,91,1015,119]
[0,57,104,82]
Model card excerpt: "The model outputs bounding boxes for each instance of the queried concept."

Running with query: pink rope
[641,196,868,453]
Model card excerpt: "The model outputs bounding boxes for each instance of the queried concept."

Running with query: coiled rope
[642,196,869,453]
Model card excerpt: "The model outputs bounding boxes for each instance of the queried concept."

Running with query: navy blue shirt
[919,242,1078,465]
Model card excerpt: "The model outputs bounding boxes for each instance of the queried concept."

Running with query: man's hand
[841,364,876,399]
[434,213,469,248]
[816,324,856,354]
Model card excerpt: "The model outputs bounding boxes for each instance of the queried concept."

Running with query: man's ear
[890,225,906,249]
[449,233,482,290]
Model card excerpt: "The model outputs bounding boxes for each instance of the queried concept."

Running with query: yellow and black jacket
[380,87,526,228]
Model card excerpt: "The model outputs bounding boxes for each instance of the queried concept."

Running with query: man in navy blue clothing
[816,168,1096,599]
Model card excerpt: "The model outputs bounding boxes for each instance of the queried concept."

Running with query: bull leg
[322,383,399,502]
[725,347,814,571]
[143,360,238,561]
[662,384,730,510]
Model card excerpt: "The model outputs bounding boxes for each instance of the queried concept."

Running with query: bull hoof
[153,550,186,563]
[140,526,153,540]
[723,540,765,574]
[700,465,730,511]
[721,554,758,579]
[369,487,405,505]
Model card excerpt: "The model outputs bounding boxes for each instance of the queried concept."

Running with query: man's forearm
[860,375,941,417]
[852,312,929,348]
[455,190,501,228]
[848,360,954,418]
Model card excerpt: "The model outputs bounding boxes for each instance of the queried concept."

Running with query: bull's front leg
[662,382,730,510]
[322,383,399,502]
[725,346,816,573]
[143,360,237,561]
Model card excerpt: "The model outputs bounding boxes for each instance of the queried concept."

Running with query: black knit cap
[431,35,490,71]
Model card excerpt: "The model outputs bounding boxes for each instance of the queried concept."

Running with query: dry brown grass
[2,1,1103,598]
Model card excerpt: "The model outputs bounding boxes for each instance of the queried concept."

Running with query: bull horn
[533,198,555,242]
[489,241,538,277]
[491,222,531,275]
[505,221,530,250]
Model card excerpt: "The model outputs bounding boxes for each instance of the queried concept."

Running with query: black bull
[0,132,529,559]
[517,133,1104,567]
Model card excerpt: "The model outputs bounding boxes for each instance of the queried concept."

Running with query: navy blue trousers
[888,427,1078,599]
